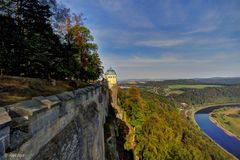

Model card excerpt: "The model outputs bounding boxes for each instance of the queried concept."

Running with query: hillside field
[210,107,240,139]
[168,84,224,89]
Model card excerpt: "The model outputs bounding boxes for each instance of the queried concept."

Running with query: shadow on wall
[104,103,134,160]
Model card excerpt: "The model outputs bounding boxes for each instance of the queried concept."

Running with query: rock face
[104,85,134,160]
[33,102,106,160]
[0,83,109,160]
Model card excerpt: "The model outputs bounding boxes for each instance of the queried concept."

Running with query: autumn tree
[0,0,103,81]
[63,21,102,81]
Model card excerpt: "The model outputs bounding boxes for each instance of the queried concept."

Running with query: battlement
[0,83,109,160]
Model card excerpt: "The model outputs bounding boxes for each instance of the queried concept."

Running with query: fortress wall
[0,83,109,160]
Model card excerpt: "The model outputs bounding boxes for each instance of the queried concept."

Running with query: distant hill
[194,77,240,84]
[120,77,240,86]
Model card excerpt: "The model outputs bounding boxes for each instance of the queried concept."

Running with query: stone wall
[0,83,109,160]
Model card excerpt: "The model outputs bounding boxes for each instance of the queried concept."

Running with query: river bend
[195,105,240,159]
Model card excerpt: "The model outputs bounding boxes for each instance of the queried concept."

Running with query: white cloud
[92,28,141,45]
[181,26,217,35]
[104,54,208,68]
[134,39,190,47]
[103,52,240,69]
[99,0,124,12]
[98,0,155,29]
[103,53,240,80]
[134,37,239,48]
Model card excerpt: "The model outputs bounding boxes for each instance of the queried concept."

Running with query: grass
[165,84,225,96]
[210,107,240,139]
[164,89,184,96]
[168,90,184,94]
[0,76,87,107]
[168,84,224,90]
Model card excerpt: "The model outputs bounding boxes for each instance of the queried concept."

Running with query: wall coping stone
[45,95,61,103]
[0,108,11,129]
[33,96,60,109]
[56,91,75,101]
[75,88,88,95]
[6,100,48,118]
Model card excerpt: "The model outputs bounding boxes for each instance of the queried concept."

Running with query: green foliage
[171,85,240,105]
[118,88,233,160]
[210,107,240,139]
[118,88,145,128]
[0,0,103,81]
[64,24,102,80]
[168,84,224,90]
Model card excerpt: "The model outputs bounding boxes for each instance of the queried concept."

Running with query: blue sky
[61,0,240,80]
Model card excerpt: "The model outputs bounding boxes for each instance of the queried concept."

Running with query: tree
[86,52,103,81]
[0,15,17,75]
[118,88,232,160]
[64,23,102,80]
[0,0,103,81]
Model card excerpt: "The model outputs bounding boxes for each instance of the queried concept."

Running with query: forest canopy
[0,0,103,81]
[118,87,233,160]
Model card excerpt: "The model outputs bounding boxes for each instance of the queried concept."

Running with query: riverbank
[209,107,240,140]
[209,115,240,141]
[191,104,240,160]
[189,103,240,124]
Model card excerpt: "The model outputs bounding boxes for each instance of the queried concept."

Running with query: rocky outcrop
[104,85,134,160]
[0,83,109,160]
[110,86,136,150]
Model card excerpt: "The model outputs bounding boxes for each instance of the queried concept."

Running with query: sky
[60,0,240,80]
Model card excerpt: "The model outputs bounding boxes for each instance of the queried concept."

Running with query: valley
[119,78,240,159]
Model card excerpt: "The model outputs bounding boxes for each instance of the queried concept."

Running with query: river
[195,105,240,159]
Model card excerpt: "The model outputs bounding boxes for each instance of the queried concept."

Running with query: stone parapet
[0,83,109,160]
[0,108,11,158]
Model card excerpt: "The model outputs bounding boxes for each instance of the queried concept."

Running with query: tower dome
[105,67,117,75]
[105,67,117,88]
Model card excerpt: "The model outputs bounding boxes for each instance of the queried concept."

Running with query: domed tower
[105,67,117,88]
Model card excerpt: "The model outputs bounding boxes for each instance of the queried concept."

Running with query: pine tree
[1,0,103,81]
